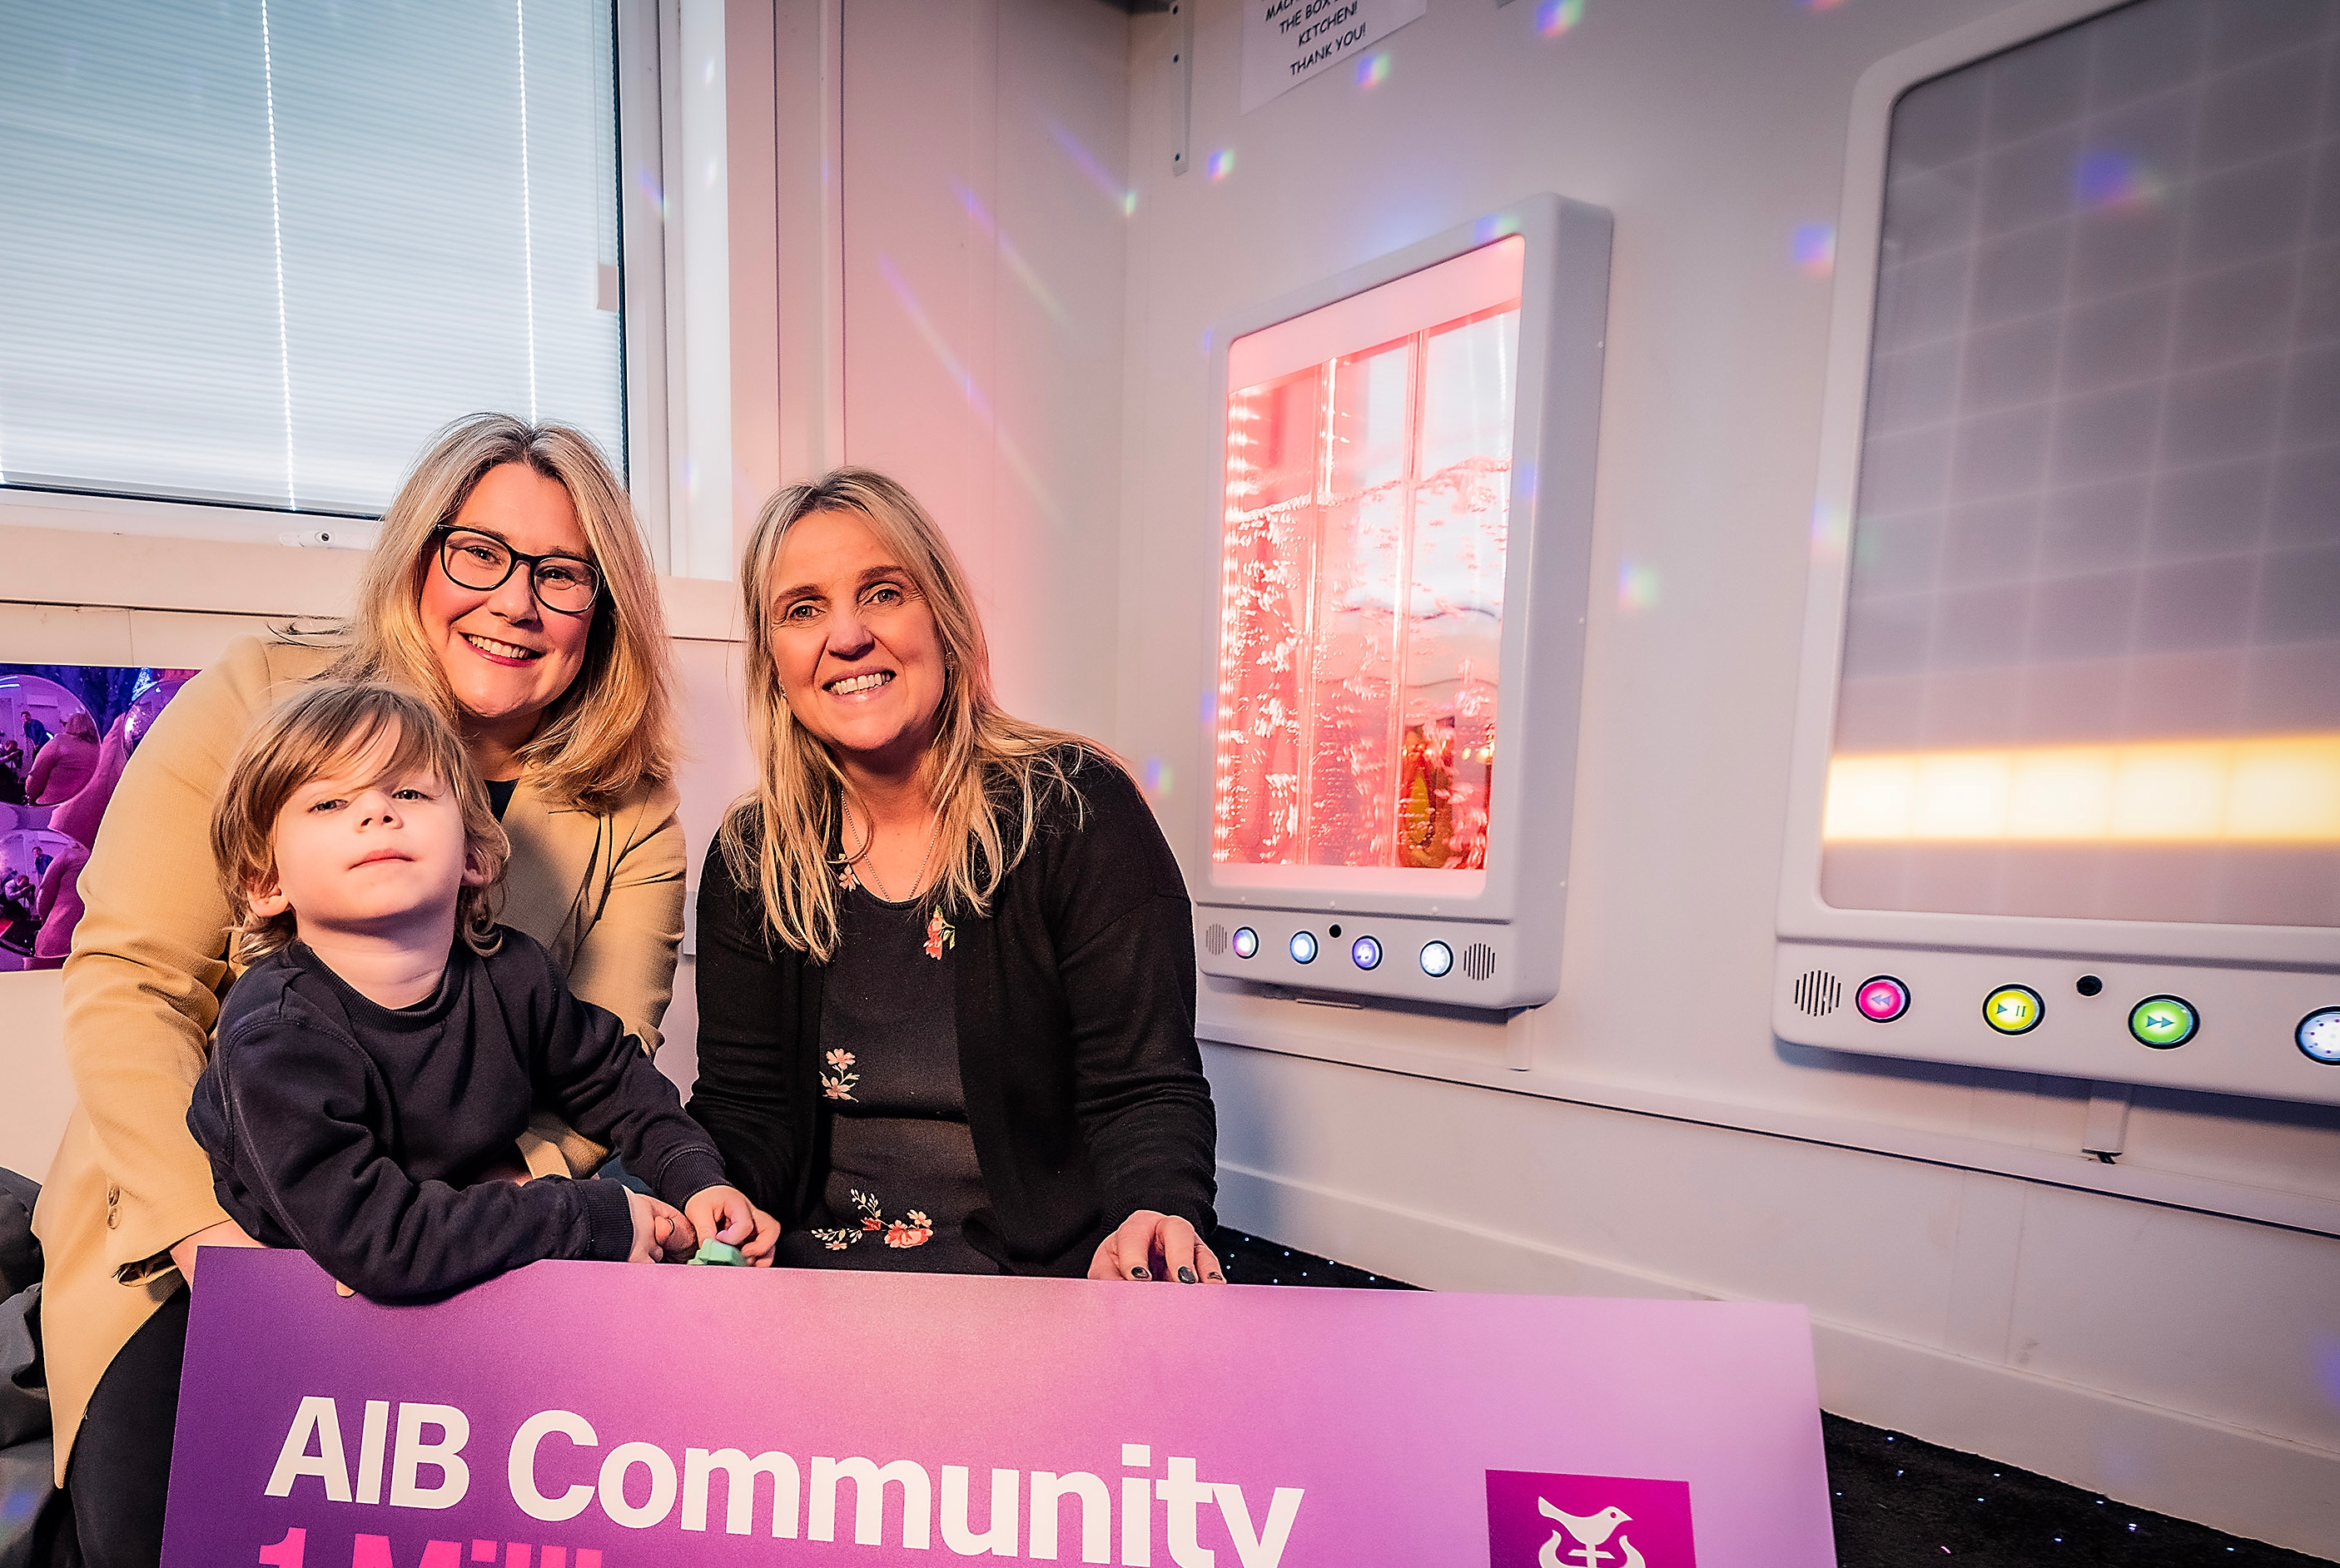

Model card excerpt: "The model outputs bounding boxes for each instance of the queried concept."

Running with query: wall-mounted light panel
[1776,0,2340,1104]
[1194,194,1612,1010]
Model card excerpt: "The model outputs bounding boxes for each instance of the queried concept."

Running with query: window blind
[0,0,624,521]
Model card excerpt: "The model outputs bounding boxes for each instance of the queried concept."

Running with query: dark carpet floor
[1208,1228,2331,1566]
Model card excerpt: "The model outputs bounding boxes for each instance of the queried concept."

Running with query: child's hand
[625,1188,695,1263]
[686,1185,782,1268]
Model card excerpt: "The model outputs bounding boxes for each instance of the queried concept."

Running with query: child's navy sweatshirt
[189,927,728,1299]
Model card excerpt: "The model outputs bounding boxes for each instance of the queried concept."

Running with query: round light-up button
[1350,935,1382,970]
[1420,940,1453,977]
[2297,1008,2340,1064]
[1289,930,1318,965]
[1856,975,1910,1023]
[1983,985,2044,1035]
[1230,926,1259,960]
[2127,995,2197,1049]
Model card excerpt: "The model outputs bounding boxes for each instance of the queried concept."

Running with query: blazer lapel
[494,777,602,972]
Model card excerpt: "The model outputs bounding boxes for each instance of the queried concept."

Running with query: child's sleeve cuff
[579,1177,636,1262]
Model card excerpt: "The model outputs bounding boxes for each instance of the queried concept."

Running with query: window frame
[0,0,678,570]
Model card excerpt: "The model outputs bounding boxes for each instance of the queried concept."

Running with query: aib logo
[1485,1470,1697,1568]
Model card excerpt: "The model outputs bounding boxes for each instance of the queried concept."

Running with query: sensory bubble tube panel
[1211,299,1519,874]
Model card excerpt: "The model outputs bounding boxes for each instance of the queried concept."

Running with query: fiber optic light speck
[1792,223,1836,277]
[1537,0,1584,35]
[2074,150,2166,212]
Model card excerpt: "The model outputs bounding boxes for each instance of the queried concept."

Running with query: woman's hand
[625,1189,694,1263]
[686,1185,782,1267]
[1087,1210,1225,1284]
[168,1217,264,1285]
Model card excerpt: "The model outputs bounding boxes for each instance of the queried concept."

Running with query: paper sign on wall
[1241,0,1427,112]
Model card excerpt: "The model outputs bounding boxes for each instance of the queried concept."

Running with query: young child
[188,682,778,1298]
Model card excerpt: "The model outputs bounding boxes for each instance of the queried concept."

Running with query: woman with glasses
[32,414,683,1568]
[687,469,1219,1285]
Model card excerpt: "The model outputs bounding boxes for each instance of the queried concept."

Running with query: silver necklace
[843,801,944,904]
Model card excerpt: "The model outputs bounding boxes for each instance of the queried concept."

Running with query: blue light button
[1289,930,1318,965]
[1230,926,1259,960]
[1350,935,1382,970]
[1419,940,1453,977]
[2298,1008,2340,1064]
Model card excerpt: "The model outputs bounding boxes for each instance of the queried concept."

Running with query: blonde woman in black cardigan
[688,469,1220,1281]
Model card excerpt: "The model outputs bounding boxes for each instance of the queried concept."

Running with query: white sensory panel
[1826,0,2340,929]
[1194,196,1612,1011]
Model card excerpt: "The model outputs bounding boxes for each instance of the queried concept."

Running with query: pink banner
[164,1248,1835,1566]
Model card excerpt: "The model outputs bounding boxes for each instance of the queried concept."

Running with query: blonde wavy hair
[211,683,510,965]
[721,469,1089,960]
[328,414,673,812]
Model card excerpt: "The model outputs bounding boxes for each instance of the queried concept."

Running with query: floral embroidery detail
[838,864,858,891]
[821,1048,860,1103]
[924,907,955,960]
[812,1189,932,1252]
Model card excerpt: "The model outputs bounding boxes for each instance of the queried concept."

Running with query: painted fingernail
[1178,1266,1198,1283]
[1130,1265,1150,1280]
[1208,1271,1225,1281]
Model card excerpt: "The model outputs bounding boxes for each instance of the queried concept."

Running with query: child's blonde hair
[211,683,509,963]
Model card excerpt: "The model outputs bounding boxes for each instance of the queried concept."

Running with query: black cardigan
[688,749,1217,1275]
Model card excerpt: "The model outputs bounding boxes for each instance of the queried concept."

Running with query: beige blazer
[30,635,686,1478]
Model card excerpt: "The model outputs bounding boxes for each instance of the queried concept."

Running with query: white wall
[836,0,1133,738]
[1110,0,2340,1556]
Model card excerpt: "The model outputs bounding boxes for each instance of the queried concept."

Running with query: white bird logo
[1536,1500,1644,1568]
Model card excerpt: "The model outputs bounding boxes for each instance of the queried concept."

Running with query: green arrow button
[2129,995,2197,1049]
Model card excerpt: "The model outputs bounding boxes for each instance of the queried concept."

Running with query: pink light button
[1856,975,1910,1022]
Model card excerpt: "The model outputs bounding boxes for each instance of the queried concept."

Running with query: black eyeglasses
[432,527,603,616]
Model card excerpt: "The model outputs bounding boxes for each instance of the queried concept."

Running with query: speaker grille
[1459,942,1497,982]
[1793,969,1843,1017]
[1203,923,1227,956]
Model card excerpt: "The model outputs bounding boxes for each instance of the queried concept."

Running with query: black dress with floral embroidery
[773,880,1000,1273]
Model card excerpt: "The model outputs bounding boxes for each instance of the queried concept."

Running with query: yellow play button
[1983,985,2044,1035]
